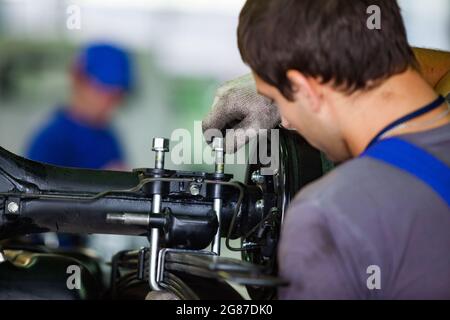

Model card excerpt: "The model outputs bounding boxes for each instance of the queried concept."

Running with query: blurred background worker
[26,43,132,171]
[25,42,133,249]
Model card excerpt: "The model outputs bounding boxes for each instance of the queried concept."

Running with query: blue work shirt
[26,108,124,170]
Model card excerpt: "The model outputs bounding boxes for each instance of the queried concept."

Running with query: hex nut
[152,138,170,152]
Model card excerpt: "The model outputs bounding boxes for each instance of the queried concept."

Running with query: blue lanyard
[362,137,450,207]
[365,95,446,150]
[361,94,450,207]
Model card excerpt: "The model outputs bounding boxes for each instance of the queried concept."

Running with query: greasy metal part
[211,137,224,255]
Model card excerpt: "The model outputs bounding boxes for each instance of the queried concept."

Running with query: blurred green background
[0,0,253,179]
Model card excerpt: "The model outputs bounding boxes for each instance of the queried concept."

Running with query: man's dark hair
[238,0,418,100]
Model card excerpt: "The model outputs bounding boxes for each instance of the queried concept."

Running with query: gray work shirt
[278,123,450,299]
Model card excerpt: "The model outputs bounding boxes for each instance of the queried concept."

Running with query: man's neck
[68,96,108,128]
[339,69,449,157]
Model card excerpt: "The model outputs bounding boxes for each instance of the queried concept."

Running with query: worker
[26,42,132,171]
[25,42,133,248]
[203,0,450,299]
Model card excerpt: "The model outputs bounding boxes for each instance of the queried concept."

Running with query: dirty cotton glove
[202,73,281,154]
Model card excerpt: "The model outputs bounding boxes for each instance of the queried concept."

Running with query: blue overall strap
[361,137,450,207]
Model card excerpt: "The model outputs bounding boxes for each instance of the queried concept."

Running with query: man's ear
[286,70,321,112]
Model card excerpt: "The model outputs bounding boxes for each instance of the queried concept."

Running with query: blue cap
[78,43,133,92]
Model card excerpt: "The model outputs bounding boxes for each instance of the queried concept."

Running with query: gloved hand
[202,73,281,154]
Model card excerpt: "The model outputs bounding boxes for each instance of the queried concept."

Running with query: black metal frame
[0,128,329,300]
